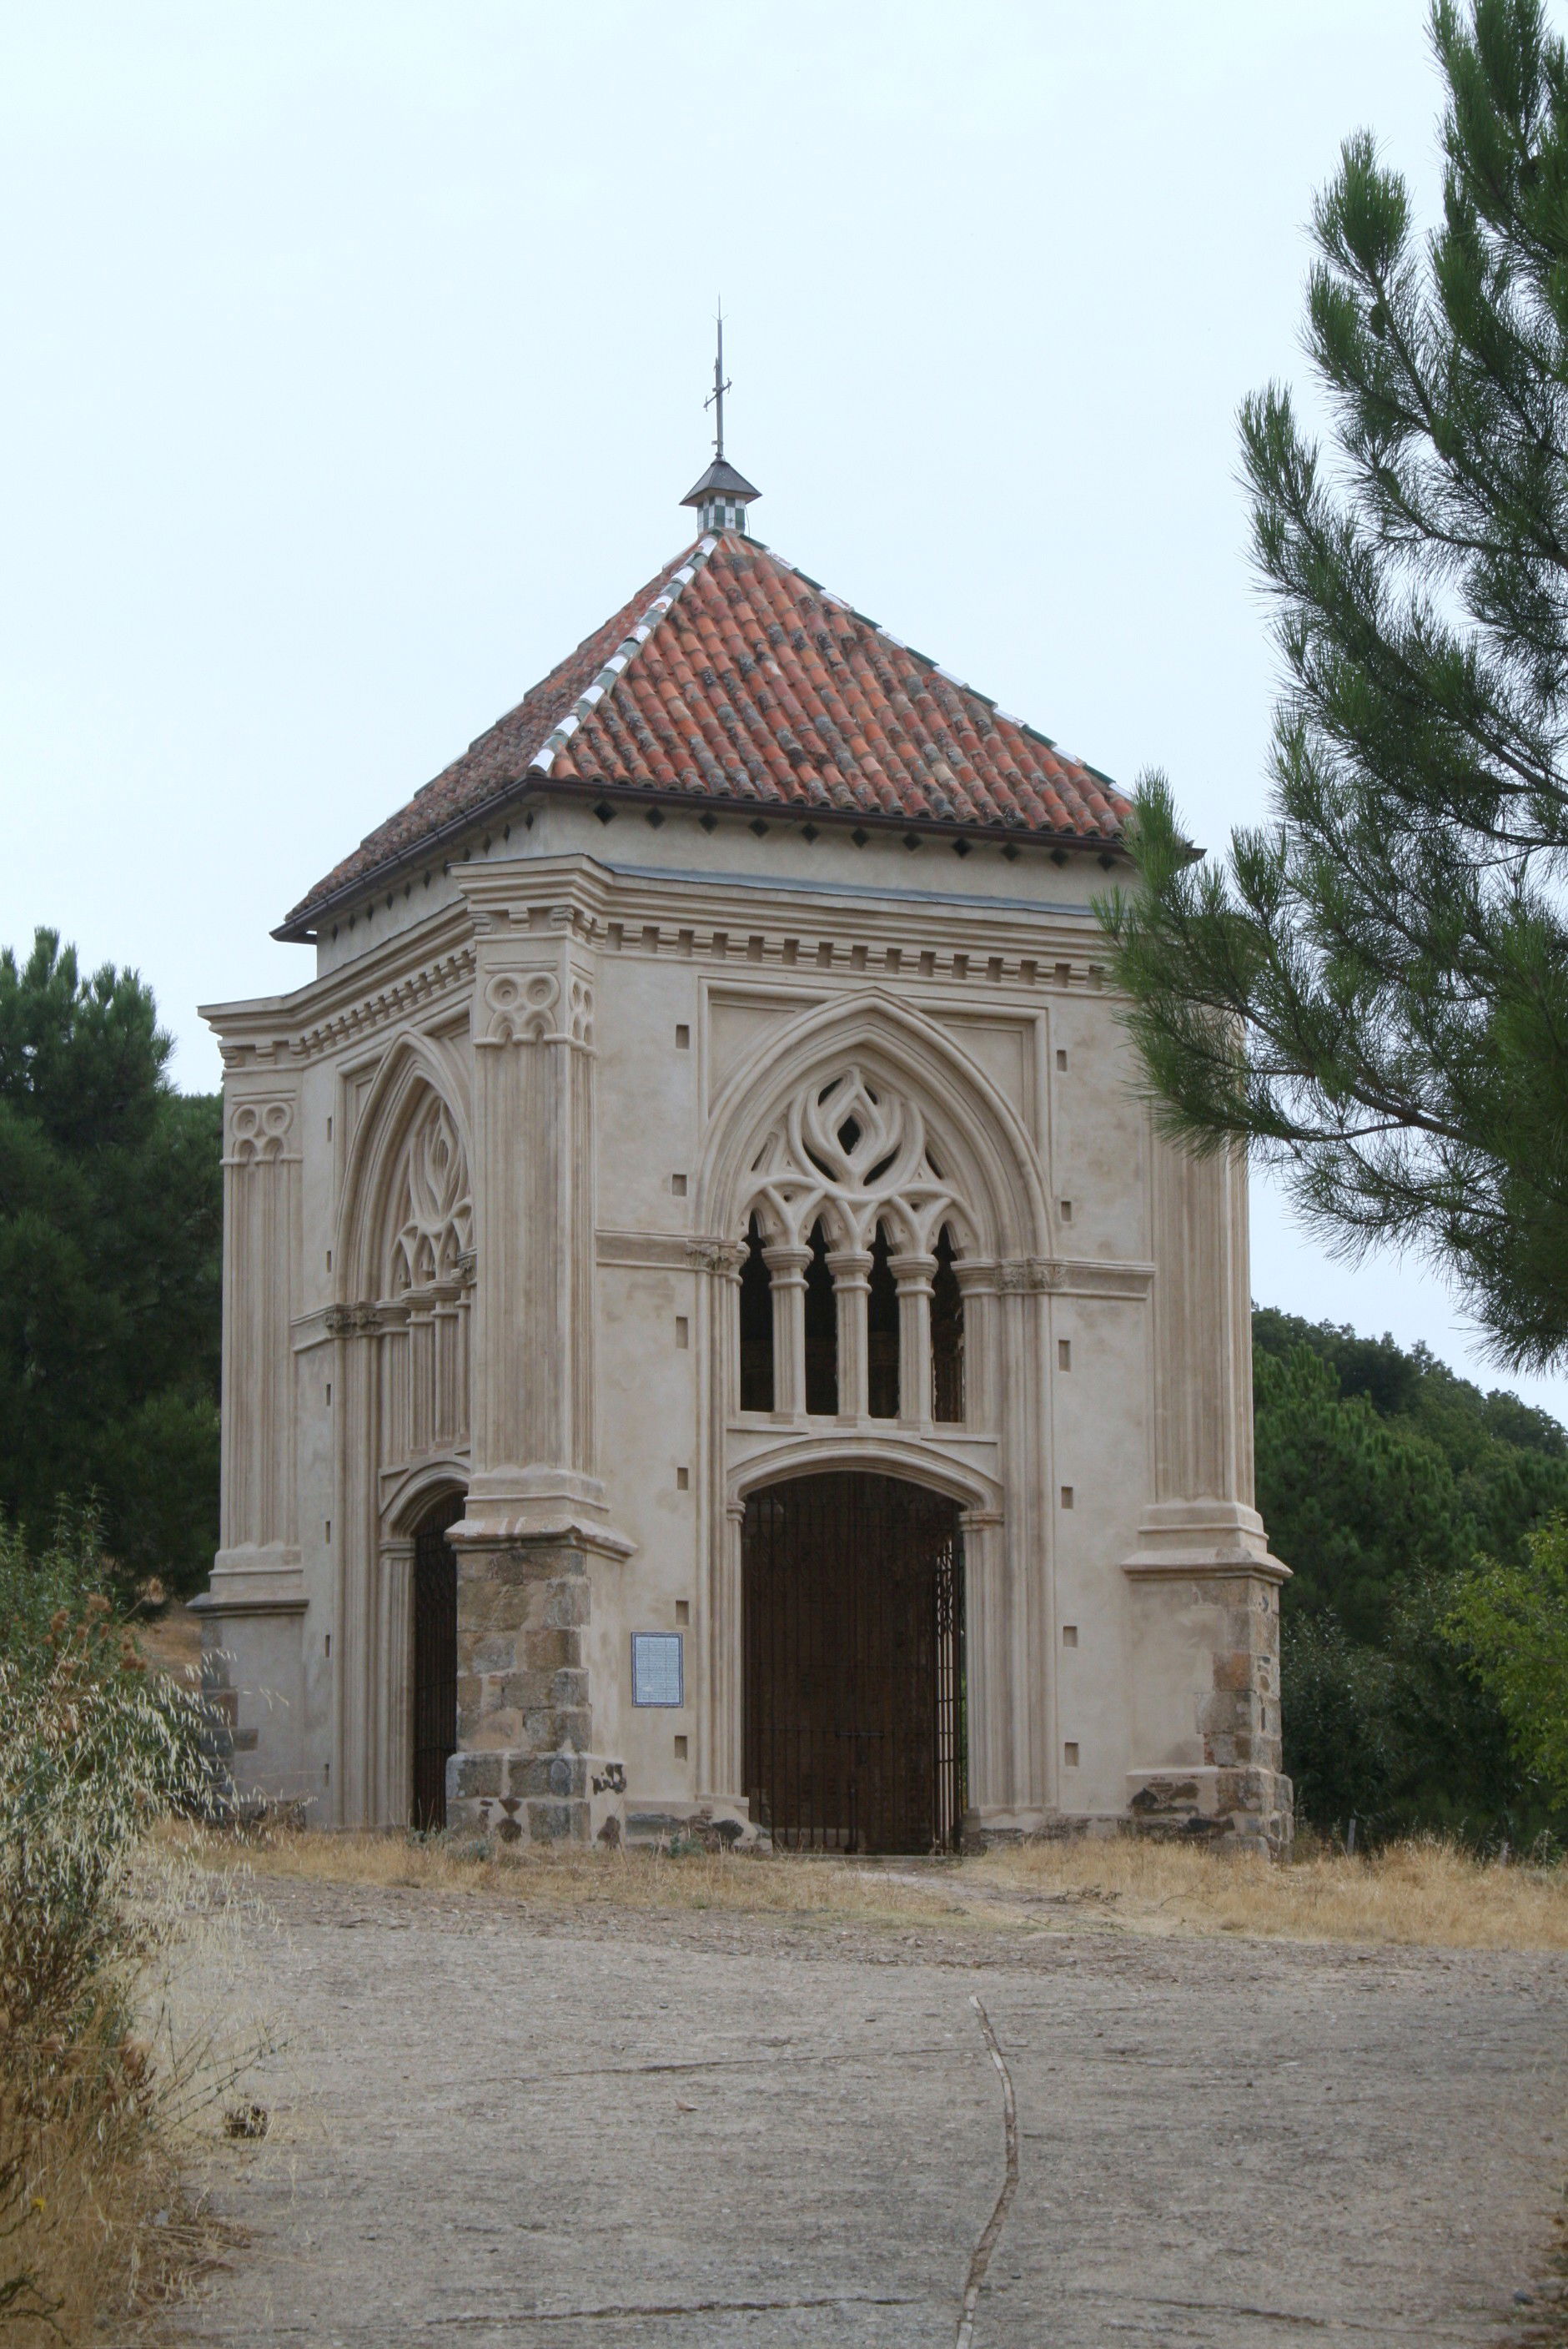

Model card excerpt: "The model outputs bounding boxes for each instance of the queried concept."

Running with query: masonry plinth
[447,1532,626,1846]
[1123,1503,1293,1852]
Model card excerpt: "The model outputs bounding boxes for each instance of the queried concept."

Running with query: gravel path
[157,1877,1568,2348]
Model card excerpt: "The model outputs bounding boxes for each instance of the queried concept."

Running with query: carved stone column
[1123,1136,1292,1851]
[212,1089,302,1574]
[329,1303,382,1827]
[826,1247,872,1420]
[691,1243,746,1815]
[194,1085,308,1803]
[465,940,601,1528]
[450,914,628,1846]
[888,1251,937,1424]
[954,1259,999,1431]
[762,1243,810,1417]
[376,1534,416,1827]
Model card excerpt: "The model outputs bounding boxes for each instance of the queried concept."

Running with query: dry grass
[1,1849,259,2347]
[171,1823,1023,1934]
[970,1832,1568,1949]
[133,1600,203,1689]
[173,1821,1568,1952]
[2,2035,210,2347]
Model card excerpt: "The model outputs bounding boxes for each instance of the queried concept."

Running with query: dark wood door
[743,1471,966,1854]
[411,1491,465,1831]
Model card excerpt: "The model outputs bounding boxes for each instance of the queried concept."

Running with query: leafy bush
[1445,1517,1568,1808]
[0,1513,212,2338]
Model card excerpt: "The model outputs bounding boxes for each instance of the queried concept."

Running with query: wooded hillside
[1255,1310,1568,1841]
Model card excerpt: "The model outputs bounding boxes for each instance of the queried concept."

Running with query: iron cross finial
[704,302,731,460]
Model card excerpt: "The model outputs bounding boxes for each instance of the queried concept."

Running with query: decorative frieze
[986,1255,1153,1299]
[296,947,475,1063]
[601,916,1107,994]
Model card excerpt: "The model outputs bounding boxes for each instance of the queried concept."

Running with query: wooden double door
[742,1471,967,1854]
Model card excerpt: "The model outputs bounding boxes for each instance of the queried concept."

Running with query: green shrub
[0,1513,212,2336]
[1445,1516,1568,1808]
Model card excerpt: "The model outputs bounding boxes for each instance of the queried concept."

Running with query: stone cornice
[200,902,476,1063]
[461,855,1118,985]
[204,850,1127,1070]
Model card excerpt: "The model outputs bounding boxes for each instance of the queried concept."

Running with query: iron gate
[411,1490,465,1831]
[743,1471,967,1854]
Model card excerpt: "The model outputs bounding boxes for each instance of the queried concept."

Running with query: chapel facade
[198,455,1292,1853]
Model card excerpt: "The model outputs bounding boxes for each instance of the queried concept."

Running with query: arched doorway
[742,1471,966,1854]
[410,1489,465,1830]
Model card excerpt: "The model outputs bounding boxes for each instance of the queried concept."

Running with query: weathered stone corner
[1127,1767,1294,1854]
[446,1534,624,1847]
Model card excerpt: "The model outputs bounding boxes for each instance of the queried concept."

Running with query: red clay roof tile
[281,531,1130,935]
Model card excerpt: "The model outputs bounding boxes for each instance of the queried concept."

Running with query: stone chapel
[197,450,1292,1853]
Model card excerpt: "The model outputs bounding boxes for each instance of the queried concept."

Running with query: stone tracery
[739,1067,972,1255]
[375,1091,473,1473]
[389,1097,472,1297]
[735,1069,970,1424]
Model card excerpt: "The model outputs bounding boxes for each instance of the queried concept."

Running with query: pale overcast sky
[6,2,1555,1416]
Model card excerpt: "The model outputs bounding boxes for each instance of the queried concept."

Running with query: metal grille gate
[743,1471,967,1854]
[411,1490,465,1831]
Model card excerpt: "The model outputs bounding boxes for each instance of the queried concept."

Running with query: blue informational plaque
[631,1632,684,1708]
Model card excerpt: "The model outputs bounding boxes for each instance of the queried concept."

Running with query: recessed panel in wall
[706,987,825,1109]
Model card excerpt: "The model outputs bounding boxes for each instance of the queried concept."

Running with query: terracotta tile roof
[280,532,1129,937]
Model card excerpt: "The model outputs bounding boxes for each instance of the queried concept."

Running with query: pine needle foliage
[0,930,220,1595]
[1102,0,1568,1367]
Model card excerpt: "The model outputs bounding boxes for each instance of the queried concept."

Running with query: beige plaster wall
[200,815,1289,1844]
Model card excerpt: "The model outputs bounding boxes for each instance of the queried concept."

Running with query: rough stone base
[448,1748,628,1846]
[1127,1765,1294,1854]
[446,1532,624,1848]
[623,1803,768,1853]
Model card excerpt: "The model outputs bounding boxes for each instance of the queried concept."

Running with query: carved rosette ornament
[228,1098,295,1166]
[740,1068,972,1254]
[477,970,595,1049]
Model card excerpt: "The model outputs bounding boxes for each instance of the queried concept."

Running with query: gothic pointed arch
[336,1033,474,1305]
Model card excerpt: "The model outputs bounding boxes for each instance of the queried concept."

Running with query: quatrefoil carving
[230,1098,294,1165]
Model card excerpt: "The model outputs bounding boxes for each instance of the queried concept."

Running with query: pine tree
[1104,0,1568,1366]
[0,930,220,1593]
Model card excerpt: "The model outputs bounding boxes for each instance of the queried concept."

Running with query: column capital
[686,1240,746,1280]
[887,1250,938,1292]
[761,1242,813,1280]
[824,1248,874,1286]
[326,1301,384,1337]
[954,1258,1000,1296]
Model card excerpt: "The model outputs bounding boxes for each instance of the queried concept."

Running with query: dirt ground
[147,1866,1568,2349]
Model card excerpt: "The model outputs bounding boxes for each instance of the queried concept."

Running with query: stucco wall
[199,803,1289,1845]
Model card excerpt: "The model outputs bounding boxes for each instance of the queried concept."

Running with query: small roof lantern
[681,454,761,536]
